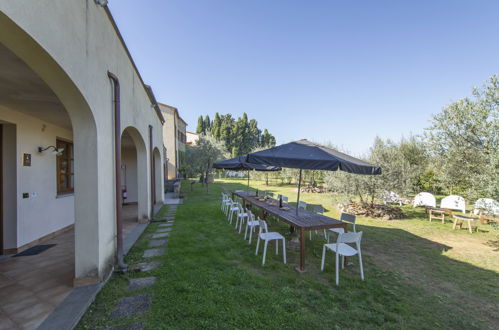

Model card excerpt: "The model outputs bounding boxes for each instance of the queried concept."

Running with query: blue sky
[109,0,498,155]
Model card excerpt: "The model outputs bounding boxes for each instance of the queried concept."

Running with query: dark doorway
[0,124,3,254]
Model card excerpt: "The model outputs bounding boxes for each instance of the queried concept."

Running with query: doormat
[13,244,56,257]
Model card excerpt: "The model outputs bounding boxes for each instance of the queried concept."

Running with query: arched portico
[153,147,164,204]
[0,12,104,282]
[121,126,149,222]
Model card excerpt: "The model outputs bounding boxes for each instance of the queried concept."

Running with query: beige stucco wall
[160,104,178,179]
[1,107,74,248]
[0,0,165,280]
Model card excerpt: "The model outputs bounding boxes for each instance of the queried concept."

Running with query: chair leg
[262,240,268,265]
[244,224,248,240]
[341,256,345,269]
[276,239,279,255]
[335,252,340,286]
[249,227,253,244]
[282,239,286,264]
[321,245,326,271]
[358,252,364,281]
[255,237,260,255]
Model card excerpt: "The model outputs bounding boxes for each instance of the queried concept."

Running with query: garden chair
[441,195,466,214]
[244,212,260,243]
[413,192,436,208]
[255,219,286,265]
[234,204,249,231]
[228,201,241,224]
[267,192,274,198]
[327,213,356,243]
[221,193,231,214]
[310,205,326,240]
[282,196,289,204]
[298,201,307,210]
[321,231,364,286]
[223,197,236,216]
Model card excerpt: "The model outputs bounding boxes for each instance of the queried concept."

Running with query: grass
[77,179,498,329]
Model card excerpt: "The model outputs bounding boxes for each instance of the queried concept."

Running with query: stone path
[109,204,179,329]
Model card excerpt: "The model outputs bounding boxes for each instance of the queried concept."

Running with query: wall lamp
[95,0,108,6]
[38,146,64,156]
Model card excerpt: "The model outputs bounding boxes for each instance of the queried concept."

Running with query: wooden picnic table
[479,214,499,225]
[233,191,347,272]
[452,214,479,233]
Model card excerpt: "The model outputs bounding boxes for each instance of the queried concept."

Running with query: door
[0,124,3,254]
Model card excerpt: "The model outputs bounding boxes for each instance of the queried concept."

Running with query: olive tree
[425,75,499,200]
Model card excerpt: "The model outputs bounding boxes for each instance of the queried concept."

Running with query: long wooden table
[233,191,347,272]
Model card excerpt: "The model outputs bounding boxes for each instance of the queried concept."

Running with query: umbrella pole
[247,170,250,191]
[296,169,302,215]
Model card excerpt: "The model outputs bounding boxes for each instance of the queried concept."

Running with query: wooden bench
[452,214,479,233]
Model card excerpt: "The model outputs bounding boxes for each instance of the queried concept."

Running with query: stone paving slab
[151,233,169,239]
[158,223,172,227]
[111,323,143,330]
[128,277,156,291]
[111,294,152,319]
[142,248,165,258]
[156,228,172,233]
[132,261,162,272]
[148,239,167,248]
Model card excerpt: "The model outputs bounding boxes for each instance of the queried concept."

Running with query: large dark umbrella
[213,155,281,189]
[246,139,381,214]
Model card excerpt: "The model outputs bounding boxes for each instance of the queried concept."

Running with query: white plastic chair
[310,205,325,240]
[228,202,241,224]
[413,192,436,208]
[244,212,260,243]
[282,196,288,204]
[298,201,307,210]
[221,193,232,214]
[321,231,364,286]
[327,213,356,243]
[441,195,466,213]
[235,205,250,233]
[255,219,286,265]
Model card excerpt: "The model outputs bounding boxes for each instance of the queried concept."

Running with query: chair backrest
[298,201,307,210]
[282,196,288,203]
[313,205,324,214]
[258,219,268,233]
[267,192,274,198]
[441,195,466,213]
[413,192,436,208]
[337,231,363,245]
[340,212,356,232]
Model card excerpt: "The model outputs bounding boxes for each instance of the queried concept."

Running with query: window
[56,139,74,195]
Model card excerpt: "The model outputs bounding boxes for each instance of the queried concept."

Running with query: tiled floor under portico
[0,204,141,330]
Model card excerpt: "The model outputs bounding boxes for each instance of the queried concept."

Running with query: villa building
[186,131,200,146]
[0,1,169,328]
[159,103,187,179]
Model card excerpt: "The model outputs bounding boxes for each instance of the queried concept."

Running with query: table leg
[297,228,305,272]
[468,220,473,233]
[452,218,458,230]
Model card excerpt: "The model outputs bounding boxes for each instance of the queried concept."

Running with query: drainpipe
[108,71,127,272]
[149,125,154,219]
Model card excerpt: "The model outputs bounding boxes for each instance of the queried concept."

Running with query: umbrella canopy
[246,139,381,175]
[213,155,281,171]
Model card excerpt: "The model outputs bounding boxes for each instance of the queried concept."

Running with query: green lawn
[77,179,498,329]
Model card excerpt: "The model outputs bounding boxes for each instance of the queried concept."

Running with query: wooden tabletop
[234,191,345,231]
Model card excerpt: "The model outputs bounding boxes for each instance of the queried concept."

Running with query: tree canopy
[195,112,276,156]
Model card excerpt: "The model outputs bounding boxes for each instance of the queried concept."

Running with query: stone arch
[121,126,149,221]
[0,12,102,280]
[153,147,163,204]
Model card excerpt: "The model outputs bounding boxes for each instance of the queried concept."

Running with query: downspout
[149,125,154,219]
[108,71,127,272]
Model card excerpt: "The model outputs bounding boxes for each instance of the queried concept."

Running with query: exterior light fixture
[95,0,108,6]
[38,146,64,156]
